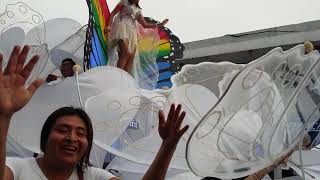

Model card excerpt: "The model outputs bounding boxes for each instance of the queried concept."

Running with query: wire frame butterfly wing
[303,76,320,148]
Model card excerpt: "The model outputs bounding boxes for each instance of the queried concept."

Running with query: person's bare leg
[117,40,129,70]
[124,45,137,73]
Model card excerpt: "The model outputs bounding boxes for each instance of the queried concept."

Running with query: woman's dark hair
[40,107,93,173]
[128,0,141,9]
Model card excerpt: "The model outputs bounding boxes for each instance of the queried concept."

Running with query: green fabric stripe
[91,2,108,64]
[157,51,170,58]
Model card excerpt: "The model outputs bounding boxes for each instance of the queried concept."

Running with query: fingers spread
[176,111,186,130]
[21,55,39,80]
[4,46,21,74]
[16,45,30,73]
[178,125,189,137]
[172,104,182,124]
[167,103,175,122]
[27,79,43,95]
[158,110,165,127]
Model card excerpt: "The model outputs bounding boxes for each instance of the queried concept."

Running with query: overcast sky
[1,0,320,42]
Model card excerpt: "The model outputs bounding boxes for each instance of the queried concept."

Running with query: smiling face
[45,115,88,166]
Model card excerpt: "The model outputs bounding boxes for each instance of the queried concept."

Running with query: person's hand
[46,74,58,83]
[104,26,111,36]
[158,104,189,148]
[159,19,169,27]
[0,45,43,118]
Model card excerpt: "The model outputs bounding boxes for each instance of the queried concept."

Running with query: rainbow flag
[84,0,110,68]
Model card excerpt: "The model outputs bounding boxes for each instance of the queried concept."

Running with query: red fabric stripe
[99,0,110,23]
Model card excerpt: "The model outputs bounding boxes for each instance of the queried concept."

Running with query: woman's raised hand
[159,19,169,27]
[104,26,111,36]
[0,45,43,119]
[158,104,189,148]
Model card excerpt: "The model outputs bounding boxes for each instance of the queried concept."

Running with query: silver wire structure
[185,45,320,179]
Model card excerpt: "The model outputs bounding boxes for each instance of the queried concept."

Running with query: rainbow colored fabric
[143,17,185,89]
[87,0,110,68]
[84,1,185,89]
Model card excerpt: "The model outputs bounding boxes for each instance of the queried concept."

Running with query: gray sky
[1,0,320,42]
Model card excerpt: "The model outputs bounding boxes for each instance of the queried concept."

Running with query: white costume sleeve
[85,166,116,180]
[6,157,25,180]
[7,157,116,180]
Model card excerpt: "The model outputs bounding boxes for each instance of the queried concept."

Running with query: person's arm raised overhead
[137,14,169,29]
[142,104,189,180]
[0,45,43,180]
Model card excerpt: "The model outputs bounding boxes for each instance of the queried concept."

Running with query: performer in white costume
[105,0,168,89]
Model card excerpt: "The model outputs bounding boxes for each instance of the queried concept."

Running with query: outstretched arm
[0,46,43,180]
[142,104,189,180]
[137,15,169,29]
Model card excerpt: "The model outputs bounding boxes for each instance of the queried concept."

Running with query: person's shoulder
[6,157,36,176]
[84,166,116,179]
[6,157,34,165]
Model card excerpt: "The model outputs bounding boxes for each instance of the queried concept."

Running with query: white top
[118,0,142,27]
[6,157,115,180]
